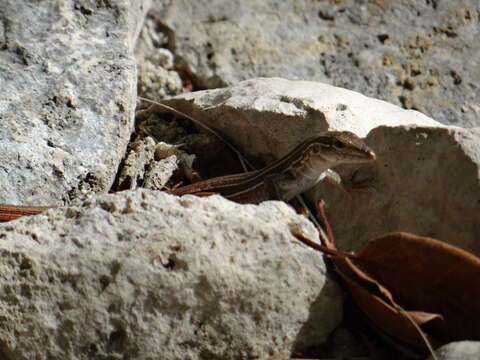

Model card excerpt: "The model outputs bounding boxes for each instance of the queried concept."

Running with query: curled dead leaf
[292,201,480,356]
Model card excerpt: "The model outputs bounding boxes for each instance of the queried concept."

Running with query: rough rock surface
[428,341,480,360]
[135,15,185,104]
[0,189,342,359]
[145,0,479,127]
[152,78,440,164]
[116,136,158,190]
[313,125,480,256]
[0,0,151,205]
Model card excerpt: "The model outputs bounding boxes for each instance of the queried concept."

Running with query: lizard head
[308,131,376,166]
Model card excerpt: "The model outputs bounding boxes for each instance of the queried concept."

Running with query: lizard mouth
[343,150,376,163]
[366,151,376,161]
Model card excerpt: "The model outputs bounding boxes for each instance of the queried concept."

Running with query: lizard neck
[276,155,335,201]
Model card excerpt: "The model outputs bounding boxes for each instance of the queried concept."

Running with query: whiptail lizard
[0,131,375,221]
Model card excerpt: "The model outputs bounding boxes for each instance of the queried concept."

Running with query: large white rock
[154,77,440,162]
[0,189,342,359]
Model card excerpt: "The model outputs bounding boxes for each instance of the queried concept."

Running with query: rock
[142,154,179,190]
[312,126,480,256]
[0,189,342,359]
[428,341,480,360]
[144,0,480,127]
[0,0,151,205]
[116,136,158,190]
[149,78,440,164]
[135,16,185,105]
[137,60,184,102]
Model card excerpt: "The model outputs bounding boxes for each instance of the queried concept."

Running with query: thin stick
[315,200,335,247]
[295,195,329,241]
[292,231,360,259]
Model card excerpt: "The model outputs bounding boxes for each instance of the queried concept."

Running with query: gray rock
[312,125,480,256]
[142,153,179,190]
[0,189,342,359]
[135,17,185,103]
[428,341,480,360]
[0,0,151,205]
[145,0,479,127]
[116,136,158,190]
[137,59,184,102]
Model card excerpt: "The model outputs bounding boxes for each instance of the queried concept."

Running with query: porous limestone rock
[144,0,479,126]
[0,189,342,359]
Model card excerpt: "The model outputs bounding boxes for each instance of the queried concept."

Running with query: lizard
[0,131,375,221]
[172,131,375,204]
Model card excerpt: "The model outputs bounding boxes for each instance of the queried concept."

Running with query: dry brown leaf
[356,232,480,343]
[293,232,441,351]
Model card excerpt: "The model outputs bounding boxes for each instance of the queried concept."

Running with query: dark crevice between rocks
[110,147,133,193]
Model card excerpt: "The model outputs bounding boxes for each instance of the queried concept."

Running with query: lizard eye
[334,140,345,148]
